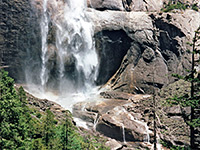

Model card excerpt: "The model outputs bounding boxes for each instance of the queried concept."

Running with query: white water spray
[40,0,49,91]
[27,0,99,110]
[121,124,126,144]
[93,114,100,131]
[55,0,98,93]
[128,113,151,143]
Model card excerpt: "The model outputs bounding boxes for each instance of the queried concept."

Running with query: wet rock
[96,106,153,142]
[73,94,154,143]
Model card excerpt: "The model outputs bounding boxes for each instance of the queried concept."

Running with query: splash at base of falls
[26,84,100,112]
[25,0,99,109]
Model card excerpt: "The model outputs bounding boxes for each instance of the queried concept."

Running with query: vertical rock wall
[0,0,41,82]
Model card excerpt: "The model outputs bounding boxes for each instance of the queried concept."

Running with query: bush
[192,3,199,11]
[161,2,192,12]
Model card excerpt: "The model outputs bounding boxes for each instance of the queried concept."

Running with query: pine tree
[167,26,200,149]
[0,70,29,149]
[43,108,55,149]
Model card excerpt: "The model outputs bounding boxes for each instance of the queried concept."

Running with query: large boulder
[96,106,153,142]
[88,0,125,11]
[73,94,154,143]
[87,0,164,12]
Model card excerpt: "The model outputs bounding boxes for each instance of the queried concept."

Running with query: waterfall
[93,114,100,131]
[127,113,151,143]
[121,124,126,143]
[54,0,98,94]
[25,0,99,110]
[40,0,49,92]
[144,123,150,143]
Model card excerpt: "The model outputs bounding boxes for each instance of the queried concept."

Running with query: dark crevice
[95,30,132,85]
[145,82,164,89]
[113,83,128,90]
[154,18,185,38]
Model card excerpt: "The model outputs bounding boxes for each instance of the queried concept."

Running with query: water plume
[25,0,99,110]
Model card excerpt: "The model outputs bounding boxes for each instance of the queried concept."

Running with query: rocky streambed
[23,83,193,149]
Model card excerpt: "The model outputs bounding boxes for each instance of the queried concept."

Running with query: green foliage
[161,2,199,12]
[187,118,200,128]
[0,69,31,149]
[160,140,191,150]
[0,69,110,150]
[161,2,187,12]
[192,3,199,11]
[36,112,42,118]
[165,26,200,148]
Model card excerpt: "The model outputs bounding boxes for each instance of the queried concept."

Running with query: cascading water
[26,0,99,110]
[128,113,151,143]
[121,124,126,143]
[93,114,100,131]
[40,0,49,92]
[55,0,98,93]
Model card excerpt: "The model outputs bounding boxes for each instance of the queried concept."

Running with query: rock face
[86,9,200,94]
[95,30,132,85]
[88,0,200,12]
[87,0,163,12]
[1,0,199,94]
[0,0,41,82]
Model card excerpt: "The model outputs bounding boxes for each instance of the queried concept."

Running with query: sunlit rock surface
[87,9,200,93]
[88,0,200,12]
[73,94,153,142]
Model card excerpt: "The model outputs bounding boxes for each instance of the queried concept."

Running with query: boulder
[87,0,125,11]
[100,91,136,100]
[96,106,153,142]
[105,139,123,150]
[73,94,154,143]
[87,0,164,12]
[129,0,163,12]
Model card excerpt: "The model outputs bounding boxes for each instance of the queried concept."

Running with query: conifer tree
[43,108,55,149]
[167,26,200,149]
[0,70,29,149]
